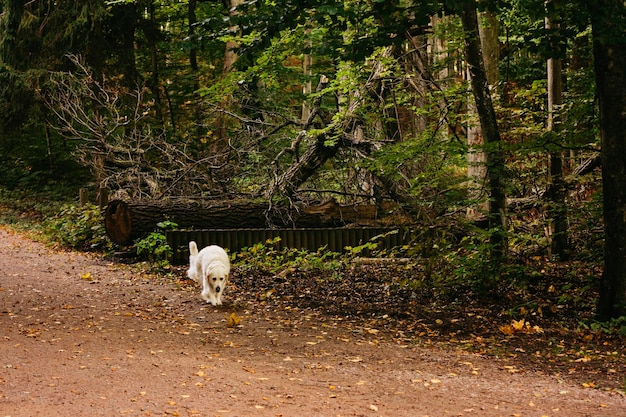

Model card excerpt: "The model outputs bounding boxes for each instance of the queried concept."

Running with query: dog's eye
[212,277,217,281]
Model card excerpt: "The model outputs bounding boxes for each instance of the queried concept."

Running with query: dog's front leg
[201,277,213,304]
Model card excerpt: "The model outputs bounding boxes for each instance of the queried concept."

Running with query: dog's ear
[189,241,199,256]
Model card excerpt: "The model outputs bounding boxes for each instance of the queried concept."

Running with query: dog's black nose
[215,287,221,293]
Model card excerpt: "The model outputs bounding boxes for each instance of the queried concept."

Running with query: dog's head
[206,263,229,294]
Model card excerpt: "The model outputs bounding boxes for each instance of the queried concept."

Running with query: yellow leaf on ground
[227,312,241,327]
[512,319,526,331]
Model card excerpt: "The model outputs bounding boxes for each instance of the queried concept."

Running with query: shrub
[44,203,110,251]
[134,221,177,267]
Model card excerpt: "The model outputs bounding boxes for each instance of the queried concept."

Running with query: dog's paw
[202,295,218,306]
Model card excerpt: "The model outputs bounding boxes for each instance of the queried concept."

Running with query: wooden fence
[166,227,411,265]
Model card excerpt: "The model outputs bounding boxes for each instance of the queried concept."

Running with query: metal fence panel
[166,228,410,265]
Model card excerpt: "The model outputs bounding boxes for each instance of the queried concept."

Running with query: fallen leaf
[258,289,275,301]
[499,319,543,335]
[512,319,525,331]
[227,312,241,327]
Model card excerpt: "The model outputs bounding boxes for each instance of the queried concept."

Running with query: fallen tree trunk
[104,199,393,245]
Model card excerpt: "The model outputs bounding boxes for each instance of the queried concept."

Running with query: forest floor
[1,225,625,417]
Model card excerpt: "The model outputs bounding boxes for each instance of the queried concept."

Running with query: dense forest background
[1,1,625,320]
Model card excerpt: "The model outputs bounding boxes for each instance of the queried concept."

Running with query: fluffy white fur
[187,241,231,305]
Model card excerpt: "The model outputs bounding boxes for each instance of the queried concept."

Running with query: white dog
[187,241,231,305]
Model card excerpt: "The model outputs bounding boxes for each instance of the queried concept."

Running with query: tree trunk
[188,0,204,140]
[147,1,164,126]
[212,0,244,179]
[264,75,332,199]
[461,4,508,262]
[222,0,244,76]
[267,134,341,199]
[109,2,139,90]
[591,1,626,320]
[302,27,313,123]
[545,6,569,259]
[84,1,106,84]
[104,199,383,245]
[466,12,499,221]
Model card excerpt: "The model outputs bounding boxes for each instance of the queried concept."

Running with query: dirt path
[1,227,624,417]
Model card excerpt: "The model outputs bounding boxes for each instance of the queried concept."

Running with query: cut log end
[105,200,134,245]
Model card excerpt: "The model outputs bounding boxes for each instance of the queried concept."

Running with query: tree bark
[466,11,498,221]
[591,1,626,320]
[147,1,164,126]
[108,2,139,90]
[545,5,569,259]
[188,0,204,140]
[104,199,384,245]
[222,0,244,76]
[461,4,508,262]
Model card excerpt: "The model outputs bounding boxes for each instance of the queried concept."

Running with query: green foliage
[0,66,35,134]
[344,229,401,257]
[134,221,178,266]
[579,316,626,337]
[447,231,497,290]
[235,237,342,275]
[44,204,110,251]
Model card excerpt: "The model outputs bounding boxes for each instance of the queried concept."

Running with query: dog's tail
[189,241,199,256]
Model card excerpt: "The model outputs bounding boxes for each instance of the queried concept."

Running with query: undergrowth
[1,185,622,338]
[43,203,111,251]
[235,237,343,276]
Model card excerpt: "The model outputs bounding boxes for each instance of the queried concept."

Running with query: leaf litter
[226,259,626,391]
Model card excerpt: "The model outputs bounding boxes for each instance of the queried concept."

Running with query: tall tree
[467,11,499,221]
[545,1,569,259]
[591,1,626,320]
[146,0,164,126]
[461,2,508,262]
[107,2,140,90]
[188,0,204,139]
